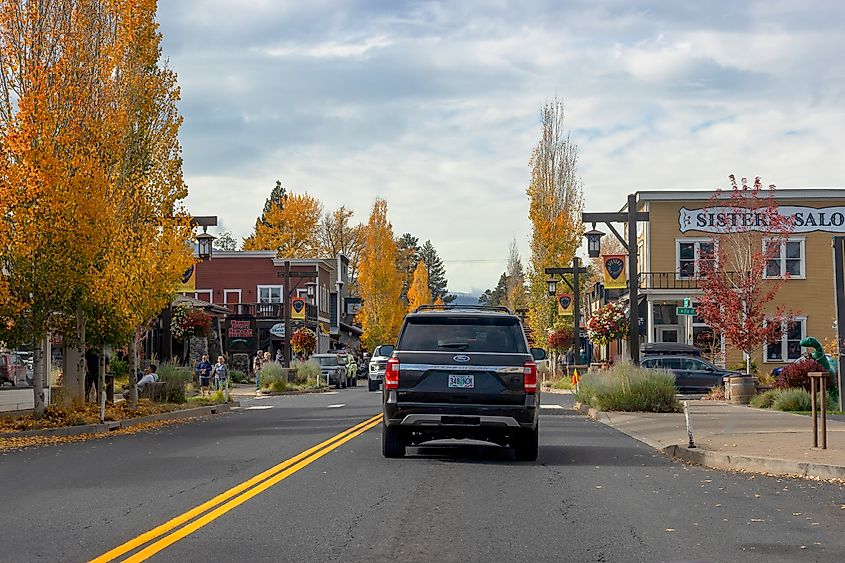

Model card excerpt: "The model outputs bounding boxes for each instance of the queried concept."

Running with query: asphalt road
[1,387,844,562]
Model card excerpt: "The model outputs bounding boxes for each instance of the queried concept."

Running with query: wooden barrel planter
[729,376,755,405]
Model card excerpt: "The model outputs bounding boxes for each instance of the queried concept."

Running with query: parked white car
[367,344,394,392]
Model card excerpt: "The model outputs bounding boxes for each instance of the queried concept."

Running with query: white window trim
[763,237,806,280]
[257,285,284,304]
[223,289,242,304]
[763,316,807,364]
[195,289,213,303]
[675,238,718,280]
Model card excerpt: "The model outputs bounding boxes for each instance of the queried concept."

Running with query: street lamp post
[546,257,588,365]
[582,193,649,365]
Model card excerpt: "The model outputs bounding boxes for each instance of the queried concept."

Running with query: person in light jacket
[213,356,228,391]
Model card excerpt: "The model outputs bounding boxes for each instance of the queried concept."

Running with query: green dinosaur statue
[799,336,838,376]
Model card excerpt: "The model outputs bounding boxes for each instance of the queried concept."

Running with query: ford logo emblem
[453,355,470,363]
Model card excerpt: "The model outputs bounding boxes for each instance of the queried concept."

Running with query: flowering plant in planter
[290,327,317,356]
[171,305,212,341]
[587,302,628,346]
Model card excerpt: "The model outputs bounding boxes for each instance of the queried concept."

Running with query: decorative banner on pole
[175,264,196,293]
[603,255,627,290]
[291,297,306,320]
[557,293,574,316]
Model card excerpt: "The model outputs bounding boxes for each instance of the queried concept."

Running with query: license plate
[448,374,474,389]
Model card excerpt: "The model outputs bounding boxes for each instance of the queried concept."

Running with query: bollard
[809,372,828,450]
[683,400,696,449]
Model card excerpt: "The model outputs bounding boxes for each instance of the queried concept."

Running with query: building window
[676,239,716,278]
[195,290,212,303]
[765,317,806,362]
[257,285,283,303]
[764,238,805,279]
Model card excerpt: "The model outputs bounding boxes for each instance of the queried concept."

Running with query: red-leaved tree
[695,176,796,375]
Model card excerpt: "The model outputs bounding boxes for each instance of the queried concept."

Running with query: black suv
[381,305,546,460]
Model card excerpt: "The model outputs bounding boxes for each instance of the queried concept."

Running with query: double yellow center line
[91,413,382,562]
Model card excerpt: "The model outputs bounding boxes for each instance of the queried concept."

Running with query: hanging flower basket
[171,305,212,341]
[587,302,628,346]
[547,326,573,351]
[291,327,317,356]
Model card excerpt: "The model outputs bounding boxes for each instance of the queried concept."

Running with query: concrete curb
[0,403,235,439]
[575,404,845,481]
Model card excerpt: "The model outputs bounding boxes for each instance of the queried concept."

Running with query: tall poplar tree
[526,98,584,343]
[357,199,404,351]
[407,262,432,312]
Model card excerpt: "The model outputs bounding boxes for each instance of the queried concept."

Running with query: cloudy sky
[157,0,845,294]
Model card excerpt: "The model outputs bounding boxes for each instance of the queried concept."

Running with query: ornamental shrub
[774,359,828,392]
[259,363,289,392]
[750,388,781,409]
[156,363,191,403]
[771,388,812,412]
[574,363,679,413]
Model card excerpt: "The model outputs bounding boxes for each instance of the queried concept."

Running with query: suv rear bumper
[384,401,538,431]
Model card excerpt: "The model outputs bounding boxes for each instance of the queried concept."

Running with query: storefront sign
[557,294,573,316]
[291,297,306,320]
[269,323,286,338]
[226,317,256,353]
[679,206,845,233]
[602,255,627,289]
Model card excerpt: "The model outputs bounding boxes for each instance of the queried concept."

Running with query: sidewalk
[582,400,845,480]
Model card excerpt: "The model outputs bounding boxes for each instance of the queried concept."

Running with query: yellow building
[631,189,845,370]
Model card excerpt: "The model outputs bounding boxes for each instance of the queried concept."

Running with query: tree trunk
[63,308,87,407]
[99,342,106,423]
[32,334,46,419]
[128,330,139,408]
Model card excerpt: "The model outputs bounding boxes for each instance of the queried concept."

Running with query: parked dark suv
[381,305,546,460]
[640,355,740,393]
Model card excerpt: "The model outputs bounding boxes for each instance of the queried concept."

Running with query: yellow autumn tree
[407,261,432,312]
[0,0,119,415]
[0,0,192,411]
[356,199,404,351]
[243,190,323,257]
[526,98,583,345]
[86,0,193,406]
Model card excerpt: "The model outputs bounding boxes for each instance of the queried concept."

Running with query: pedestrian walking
[195,354,212,397]
[275,348,283,364]
[84,344,100,402]
[213,356,228,393]
[253,350,264,390]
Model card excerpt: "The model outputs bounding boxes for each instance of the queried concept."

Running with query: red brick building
[183,251,361,359]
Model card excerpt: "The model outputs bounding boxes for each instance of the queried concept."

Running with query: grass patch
[574,363,680,413]
[187,390,228,406]
[550,377,574,390]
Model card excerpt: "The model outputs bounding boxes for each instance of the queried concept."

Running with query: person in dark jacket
[195,355,212,397]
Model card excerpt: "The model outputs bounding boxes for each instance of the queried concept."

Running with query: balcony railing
[224,302,318,321]
[638,271,742,290]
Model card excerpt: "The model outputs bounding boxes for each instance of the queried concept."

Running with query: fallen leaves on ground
[0,417,202,452]
[0,400,195,433]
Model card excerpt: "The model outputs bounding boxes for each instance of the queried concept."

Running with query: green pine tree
[419,240,454,303]
[260,180,287,227]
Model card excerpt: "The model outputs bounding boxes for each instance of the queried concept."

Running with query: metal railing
[638,271,742,290]
[224,302,318,321]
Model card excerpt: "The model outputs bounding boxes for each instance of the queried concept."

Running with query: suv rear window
[398,316,527,353]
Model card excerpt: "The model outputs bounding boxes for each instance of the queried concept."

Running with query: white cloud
[159,0,845,293]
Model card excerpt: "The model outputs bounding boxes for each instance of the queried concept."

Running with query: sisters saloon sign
[679,206,845,234]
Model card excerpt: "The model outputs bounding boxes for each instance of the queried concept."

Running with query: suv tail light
[523,360,537,393]
[385,358,400,390]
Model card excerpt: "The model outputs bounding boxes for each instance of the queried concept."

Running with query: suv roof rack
[412,304,513,314]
